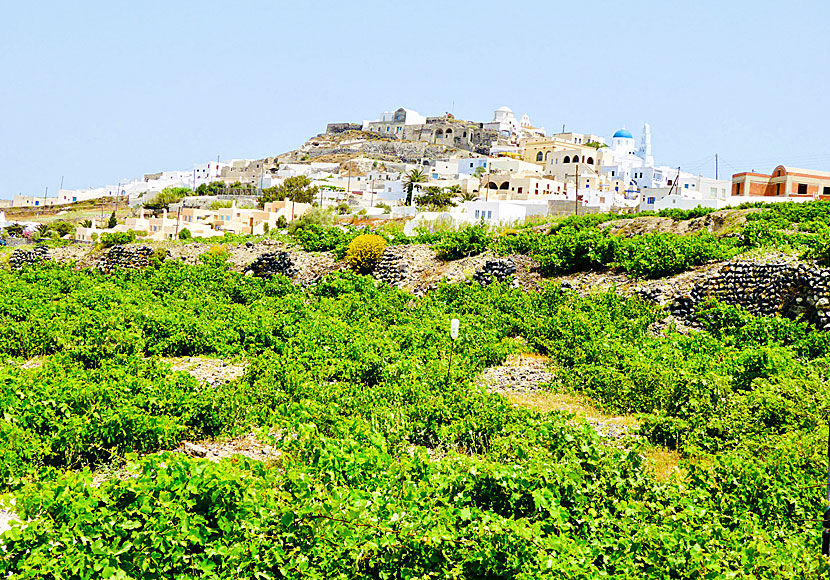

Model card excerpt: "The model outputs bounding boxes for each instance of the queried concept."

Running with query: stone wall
[326,123,362,134]
[245,251,296,279]
[669,260,830,330]
[305,141,454,164]
[372,246,409,286]
[9,246,50,269]
[97,246,158,273]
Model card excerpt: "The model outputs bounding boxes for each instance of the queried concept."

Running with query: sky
[2,0,829,199]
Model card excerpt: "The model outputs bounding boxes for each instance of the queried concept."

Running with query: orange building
[732,166,830,199]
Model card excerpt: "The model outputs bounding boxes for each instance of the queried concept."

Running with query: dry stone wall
[245,251,297,279]
[669,260,830,330]
[97,246,157,273]
[372,246,409,287]
[473,258,517,286]
[9,246,50,269]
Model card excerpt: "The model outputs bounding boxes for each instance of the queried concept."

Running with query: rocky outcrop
[9,246,50,269]
[669,260,830,330]
[245,251,297,279]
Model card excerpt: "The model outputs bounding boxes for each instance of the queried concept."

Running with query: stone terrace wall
[670,261,830,330]
[9,246,50,269]
[97,246,158,273]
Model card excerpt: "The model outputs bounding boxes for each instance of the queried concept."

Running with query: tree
[144,187,189,211]
[404,169,428,206]
[80,219,92,228]
[195,181,226,196]
[107,211,117,229]
[460,191,479,202]
[260,176,319,207]
[415,186,457,209]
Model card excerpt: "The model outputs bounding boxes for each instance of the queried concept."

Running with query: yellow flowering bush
[345,233,387,274]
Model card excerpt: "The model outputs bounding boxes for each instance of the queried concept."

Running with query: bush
[178,228,192,240]
[801,238,830,265]
[345,233,387,274]
[276,215,287,229]
[100,231,137,248]
[434,224,493,261]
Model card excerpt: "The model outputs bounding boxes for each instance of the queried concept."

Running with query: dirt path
[481,353,682,480]
[481,353,638,440]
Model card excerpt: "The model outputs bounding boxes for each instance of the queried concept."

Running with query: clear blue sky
[2,0,828,199]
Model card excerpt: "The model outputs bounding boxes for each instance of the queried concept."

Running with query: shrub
[276,215,288,229]
[434,224,493,261]
[178,228,192,240]
[801,238,830,265]
[345,233,387,274]
[100,231,137,248]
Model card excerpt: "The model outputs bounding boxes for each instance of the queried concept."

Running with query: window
[647,197,655,204]
[536,151,543,162]
[518,187,523,193]
[684,184,689,189]
[487,211,492,219]
[797,183,808,195]
[824,186,830,196]
[475,210,480,218]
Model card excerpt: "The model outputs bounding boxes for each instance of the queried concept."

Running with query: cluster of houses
[8,104,830,238]
[75,200,311,242]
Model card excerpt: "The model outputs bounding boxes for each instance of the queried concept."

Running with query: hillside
[1,202,830,577]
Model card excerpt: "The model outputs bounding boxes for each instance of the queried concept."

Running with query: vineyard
[1,202,830,578]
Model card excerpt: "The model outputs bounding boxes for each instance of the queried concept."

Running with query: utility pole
[715,154,719,180]
[346,159,352,203]
[484,163,491,202]
[575,165,581,216]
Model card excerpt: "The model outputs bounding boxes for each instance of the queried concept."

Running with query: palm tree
[404,169,428,206]
[460,191,478,202]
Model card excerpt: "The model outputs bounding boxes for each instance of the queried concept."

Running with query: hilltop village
[4,104,830,242]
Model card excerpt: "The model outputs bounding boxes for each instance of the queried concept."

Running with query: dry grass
[504,390,639,427]
[641,448,683,482]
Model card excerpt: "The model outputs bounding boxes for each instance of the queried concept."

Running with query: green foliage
[144,187,189,210]
[107,211,117,228]
[260,175,319,206]
[415,185,457,209]
[3,223,24,237]
[434,224,493,261]
[194,181,226,196]
[404,168,428,206]
[275,215,288,229]
[345,233,387,274]
[801,237,830,265]
[178,228,192,240]
[99,230,137,248]
[655,206,719,220]
[0,260,828,576]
